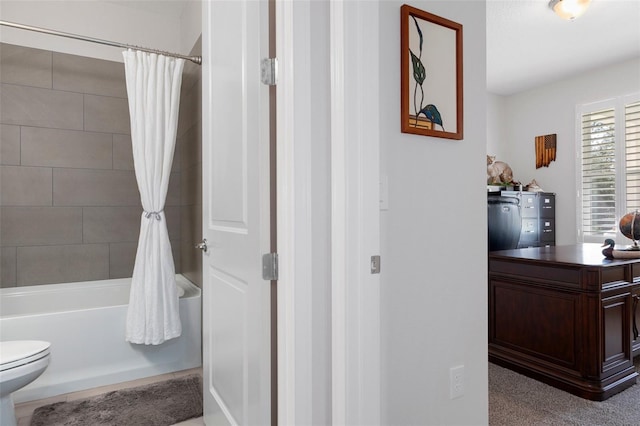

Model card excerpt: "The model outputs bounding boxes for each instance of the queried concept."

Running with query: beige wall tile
[172,238,182,275]
[108,241,136,279]
[53,52,127,98]
[1,207,82,246]
[0,43,52,88]
[177,82,199,138]
[1,247,17,287]
[179,64,201,287]
[21,126,112,169]
[0,166,52,206]
[83,206,141,243]
[180,123,202,171]
[0,83,83,130]
[17,244,109,286]
[171,139,182,172]
[180,164,201,206]
[0,44,188,288]
[166,171,182,206]
[1,124,20,165]
[53,168,140,206]
[181,36,202,91]
[84,94,130,134]
[180,204,202,287]
[83,206,178,244]
[113,134,134,170]
[165,205,181,241]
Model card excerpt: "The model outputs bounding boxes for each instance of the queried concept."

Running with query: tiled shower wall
[0,42,201,287]
[178,38,203,287]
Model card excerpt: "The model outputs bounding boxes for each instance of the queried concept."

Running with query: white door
[201,1,271,424]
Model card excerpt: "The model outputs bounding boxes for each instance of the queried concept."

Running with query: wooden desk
[489,244,640,401]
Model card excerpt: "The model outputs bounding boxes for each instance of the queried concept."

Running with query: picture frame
[401,4,463,140]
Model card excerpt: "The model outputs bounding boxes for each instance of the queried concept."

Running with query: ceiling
[105,1,640,96]
[487,0,640,96]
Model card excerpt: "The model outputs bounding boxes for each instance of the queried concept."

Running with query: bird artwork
[419,104,444,131]
[602,239,615,259]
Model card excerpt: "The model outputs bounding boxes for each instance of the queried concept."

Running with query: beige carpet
[30,374,203,426]
[490,357,640,425]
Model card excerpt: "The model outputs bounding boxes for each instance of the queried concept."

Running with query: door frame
[329,1,381,425]
[275,0,381,424]
[274,0,313,423]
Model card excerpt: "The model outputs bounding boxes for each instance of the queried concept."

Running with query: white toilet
[0,341,51,426]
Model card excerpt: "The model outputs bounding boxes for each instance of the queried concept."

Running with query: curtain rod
[0,20,202,65]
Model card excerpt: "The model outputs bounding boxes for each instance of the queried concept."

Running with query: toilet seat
[0,341,50,372]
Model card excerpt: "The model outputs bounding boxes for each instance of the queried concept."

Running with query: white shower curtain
[123,50,185,345]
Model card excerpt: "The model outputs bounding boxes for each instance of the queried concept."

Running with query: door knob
[195,239,208,253]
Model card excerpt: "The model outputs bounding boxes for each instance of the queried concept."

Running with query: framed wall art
[401,4,463,140]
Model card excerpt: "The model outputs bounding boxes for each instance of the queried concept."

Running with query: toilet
[0,341,51,426]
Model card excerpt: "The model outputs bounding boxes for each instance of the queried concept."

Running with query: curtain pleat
[123,50,185,345]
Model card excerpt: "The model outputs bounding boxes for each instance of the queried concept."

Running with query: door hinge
[371,255,381,274]
[261,58,278,86]
[262,252,279,281]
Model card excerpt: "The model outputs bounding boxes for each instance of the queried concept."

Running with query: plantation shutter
[581,107,616,236]
[625,101,640,213]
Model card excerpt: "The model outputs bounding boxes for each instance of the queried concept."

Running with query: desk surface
[490,243,640,267]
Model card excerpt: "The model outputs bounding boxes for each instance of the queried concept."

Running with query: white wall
[486,93,507,161]
[180,1,202,56]
[380,1,488,424]
[489,58,640,245]
[0,1,183,63]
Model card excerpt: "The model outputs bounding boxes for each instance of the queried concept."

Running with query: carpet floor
[30,374,203,426]
[490,356,640,425]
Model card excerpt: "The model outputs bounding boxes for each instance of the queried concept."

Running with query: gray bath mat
[30,374,202,426]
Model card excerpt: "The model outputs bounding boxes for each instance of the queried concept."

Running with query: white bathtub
[0,274,201,403]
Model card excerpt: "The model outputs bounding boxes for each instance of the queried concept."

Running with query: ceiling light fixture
[548,0,591,20]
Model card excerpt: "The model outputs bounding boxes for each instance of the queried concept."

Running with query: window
[578,94,640,243]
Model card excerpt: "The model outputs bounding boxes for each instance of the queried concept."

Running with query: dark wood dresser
[489,244,640,400]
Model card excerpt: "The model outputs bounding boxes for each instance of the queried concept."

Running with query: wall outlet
[450,365,465,399]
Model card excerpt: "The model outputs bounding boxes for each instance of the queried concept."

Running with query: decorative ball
[619,211,640,241]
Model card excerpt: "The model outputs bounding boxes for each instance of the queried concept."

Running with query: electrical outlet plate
[450,365,464,399]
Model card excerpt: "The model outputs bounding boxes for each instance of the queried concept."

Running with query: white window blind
[578,95,640,241]
[581,107,616,236]
[625,101,640,212]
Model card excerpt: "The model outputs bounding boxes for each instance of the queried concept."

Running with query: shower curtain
[123,50,185,345]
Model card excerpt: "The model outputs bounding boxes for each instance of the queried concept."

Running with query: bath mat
[30,374,202,426]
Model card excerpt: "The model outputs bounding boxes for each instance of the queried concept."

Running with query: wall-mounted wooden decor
[400,4,463,140]
[535,133,556,168]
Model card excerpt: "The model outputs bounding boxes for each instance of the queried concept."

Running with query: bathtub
[0,274,201,403]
